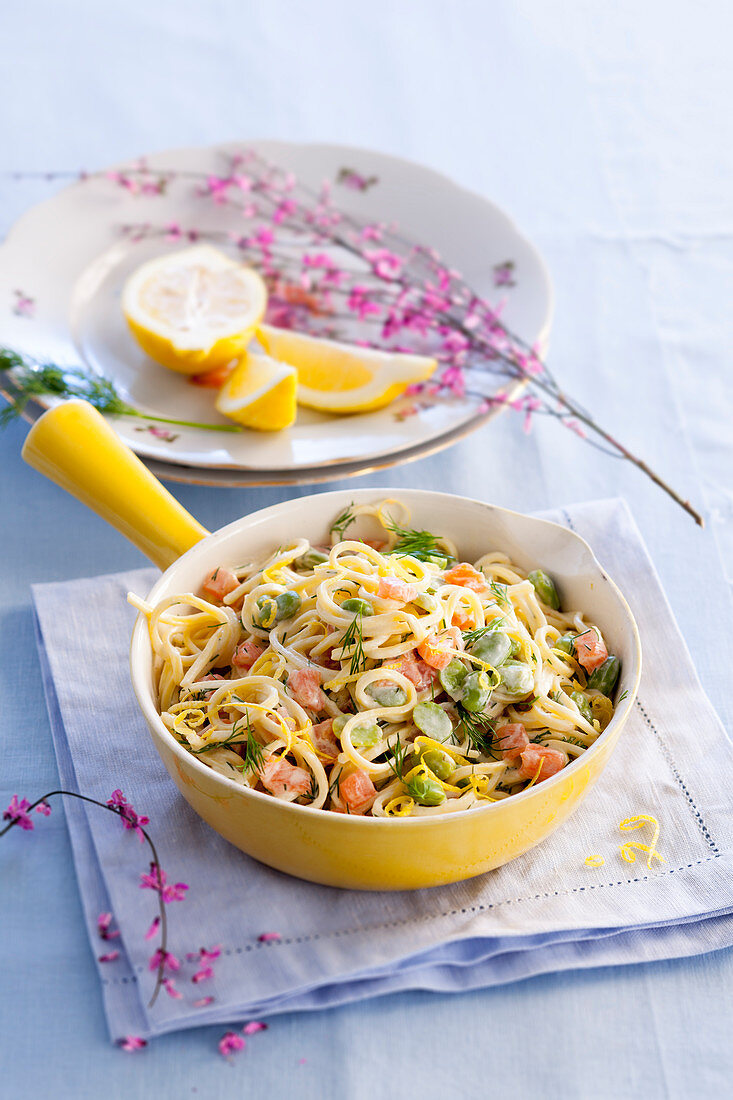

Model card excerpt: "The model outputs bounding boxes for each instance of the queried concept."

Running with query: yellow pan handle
[22,400,210,570]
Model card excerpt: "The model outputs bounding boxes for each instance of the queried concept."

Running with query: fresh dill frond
[456,703,496,756]
[617,689,629,703]
[385,737,409,784]
[340,612,366,676]
[239,717,266,774]
[329,503,357,539]
[536,731,586,749]
[462,617,507,647]
[0,347,243,432]
[306,770,319,802]
[489,582,510,607]
[382,518,447,562]
[326,767,343,801]
[188,726,243,755]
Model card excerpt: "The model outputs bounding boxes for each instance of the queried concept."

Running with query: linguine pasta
[129,500,621,818]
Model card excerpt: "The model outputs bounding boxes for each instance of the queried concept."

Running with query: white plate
[0,140,552,480]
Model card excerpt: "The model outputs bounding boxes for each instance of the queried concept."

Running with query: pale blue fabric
[29,499,733,1041]
[2,0,733,1096]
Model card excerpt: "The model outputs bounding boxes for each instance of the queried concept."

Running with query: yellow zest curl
[618,815,666,869]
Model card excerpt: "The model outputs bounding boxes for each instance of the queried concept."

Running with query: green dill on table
[0,347,243,432]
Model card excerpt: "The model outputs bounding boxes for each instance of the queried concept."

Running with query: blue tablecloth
[2,1,732,1095]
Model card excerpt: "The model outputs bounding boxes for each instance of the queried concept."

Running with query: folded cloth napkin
[31,498,733,1042]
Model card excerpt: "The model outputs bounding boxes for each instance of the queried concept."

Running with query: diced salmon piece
[198,673,226,700]
[517,745,566,782]
[276,706,297,731]
[361,538,386,550]
[190,363,236,388]
[386,652,439,690]
[310,718,340,759]
[202,567,239,602]
[259,757,312,798]
[339,770,377,814]
[288,668,326,712]
[496,722,530,761]
[443,563,487,592]
[417,628,463,670]
[452,607,476,630]
[378,577,417,602]
[417,638,452,670]
[575,631,608,673]
[232,639,265,670]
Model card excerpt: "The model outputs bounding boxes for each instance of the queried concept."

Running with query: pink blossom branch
[1,789,169,1007]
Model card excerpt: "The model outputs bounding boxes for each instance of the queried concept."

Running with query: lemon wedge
[215,352,297,431]
[257,324,437,413]
[122,245,267,375]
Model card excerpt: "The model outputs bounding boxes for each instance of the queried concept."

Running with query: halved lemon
[215,352,297,431]
[122,245,267,375]
[257,324,437,413]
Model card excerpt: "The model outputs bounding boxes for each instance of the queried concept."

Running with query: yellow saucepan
[22,399,642,890]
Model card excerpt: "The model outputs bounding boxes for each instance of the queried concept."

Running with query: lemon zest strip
[618,814,666,869]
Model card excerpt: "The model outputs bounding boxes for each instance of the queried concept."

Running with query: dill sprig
[0,347,243,432]
[456,703,496,756]
[326,766,343,801]
[489,582,510,607]
[306,771,319,802]
[462,617,507,648]
[382,518,448,562]
[239,719,266,775]
[329,503,356,539]
[385,737,410,784]
[340,612,366,676]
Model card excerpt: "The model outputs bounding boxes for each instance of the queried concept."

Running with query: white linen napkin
[30,498,733,1041]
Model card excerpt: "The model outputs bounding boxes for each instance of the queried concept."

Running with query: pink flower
[144,916,160,941]
[364,247,403,280]
[359,223,383,242]
[148,948,180,973]
[97,912,120,940]
[252,225,274,247]
[12,290,35,318]
[35,801,52,816]
[162,978,182,999]
[337,168,378,192]
[193,996,215,1008]
[98,951,120,963]
[258,932,281,943]
[493,260,516,287]
[3,795,34,831]
[347,285,381,320]
[192,965,213,984]
[107,790,149,842]
[206,174,232,204]
[273,199,297,224]
[165,221,182,241]
[139,863,188,902]
[118,1036,147,1052]
[219,1032,246,1058]
[200,945,222,962]
[243,1021,268,1035]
